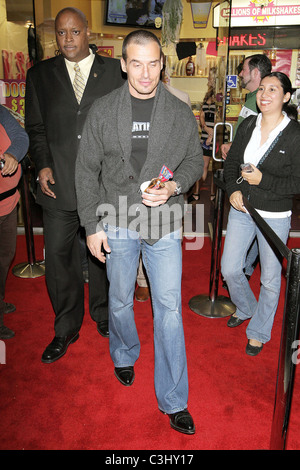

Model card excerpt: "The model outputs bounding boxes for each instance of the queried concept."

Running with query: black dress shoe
[0,324,15,339]
[246,340,263,356]
[97,321,109,338]
[227,314,245,328]
[4,303,16,314]
[114,366,135,386]
[41,332,79,363]
[165,409,195,435]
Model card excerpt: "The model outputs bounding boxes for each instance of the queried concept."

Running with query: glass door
[211,0,233,163]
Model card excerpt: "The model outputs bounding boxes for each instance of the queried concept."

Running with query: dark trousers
[42,207,108,337]
[0,206,17,314]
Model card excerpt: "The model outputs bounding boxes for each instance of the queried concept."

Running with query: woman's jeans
[104,225,188,414]
[221,208,291,344]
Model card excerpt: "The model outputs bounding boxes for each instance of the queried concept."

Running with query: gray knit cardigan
[75,81,203,242]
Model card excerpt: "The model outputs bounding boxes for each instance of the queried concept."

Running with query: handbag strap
[0,186,17,202]
[236,120,283,185]
[256,131,283,169]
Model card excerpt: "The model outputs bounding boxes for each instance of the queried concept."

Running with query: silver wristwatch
[173,181,182,196]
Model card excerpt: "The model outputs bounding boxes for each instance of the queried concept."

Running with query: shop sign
[218,31,267,48]
[217,26,300,50]
[97,46,114,58]
[0,79,25,126]
[214,0,300,27]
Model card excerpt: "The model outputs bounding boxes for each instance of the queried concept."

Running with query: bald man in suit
[25,7,125,363]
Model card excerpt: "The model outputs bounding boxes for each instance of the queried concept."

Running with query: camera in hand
[240,163,253,173]
[0,158,5,169]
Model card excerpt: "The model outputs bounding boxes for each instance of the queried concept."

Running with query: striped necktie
[73,63,85,104]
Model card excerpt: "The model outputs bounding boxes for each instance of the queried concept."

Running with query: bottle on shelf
[186,56,195,76]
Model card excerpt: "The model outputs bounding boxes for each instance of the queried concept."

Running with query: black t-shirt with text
[130,95,154,176]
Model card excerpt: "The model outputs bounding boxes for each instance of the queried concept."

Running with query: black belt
[0,187,18,202]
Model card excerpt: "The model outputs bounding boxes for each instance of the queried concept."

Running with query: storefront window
[0,0,35,124]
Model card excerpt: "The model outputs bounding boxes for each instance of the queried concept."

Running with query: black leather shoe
[246,340,263,356]
[97,321,109,338]
[0,324,15,339]
[114,366,135,386]
[165,409,195,435]
[4,303,16,314]
[227,314,245,328]
[41,332,79,363]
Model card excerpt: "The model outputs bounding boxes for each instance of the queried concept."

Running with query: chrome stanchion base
[189,294,235,318]
[12,260,45,278]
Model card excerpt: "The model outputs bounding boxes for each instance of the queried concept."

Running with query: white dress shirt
[243,112,291,218]
[64,48,95,86]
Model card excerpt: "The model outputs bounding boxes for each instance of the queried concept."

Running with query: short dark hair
[246,54,272,78]
[55,7,88,29]
[122,29,162,61]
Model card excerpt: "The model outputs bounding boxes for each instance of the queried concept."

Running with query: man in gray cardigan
[75,30,203,434]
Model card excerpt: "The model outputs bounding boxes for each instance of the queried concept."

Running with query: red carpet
[0,234,299,451]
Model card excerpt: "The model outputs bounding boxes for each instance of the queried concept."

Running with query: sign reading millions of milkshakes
[215,0,300,27]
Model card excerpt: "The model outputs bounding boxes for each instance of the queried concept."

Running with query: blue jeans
[104,225,188,414]
[221,208,290,344]
[244,238,259,276]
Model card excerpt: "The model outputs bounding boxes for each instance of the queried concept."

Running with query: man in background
[221,54,272,160]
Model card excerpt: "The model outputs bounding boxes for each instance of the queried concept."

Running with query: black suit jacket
[25,51,125,211]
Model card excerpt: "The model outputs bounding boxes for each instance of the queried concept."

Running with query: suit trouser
[42,207,108,337]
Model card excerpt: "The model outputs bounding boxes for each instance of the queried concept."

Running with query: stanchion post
[209,169,225,302]
[270,248,300,450]
[189,169,235,318]
[12,163,45,278]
